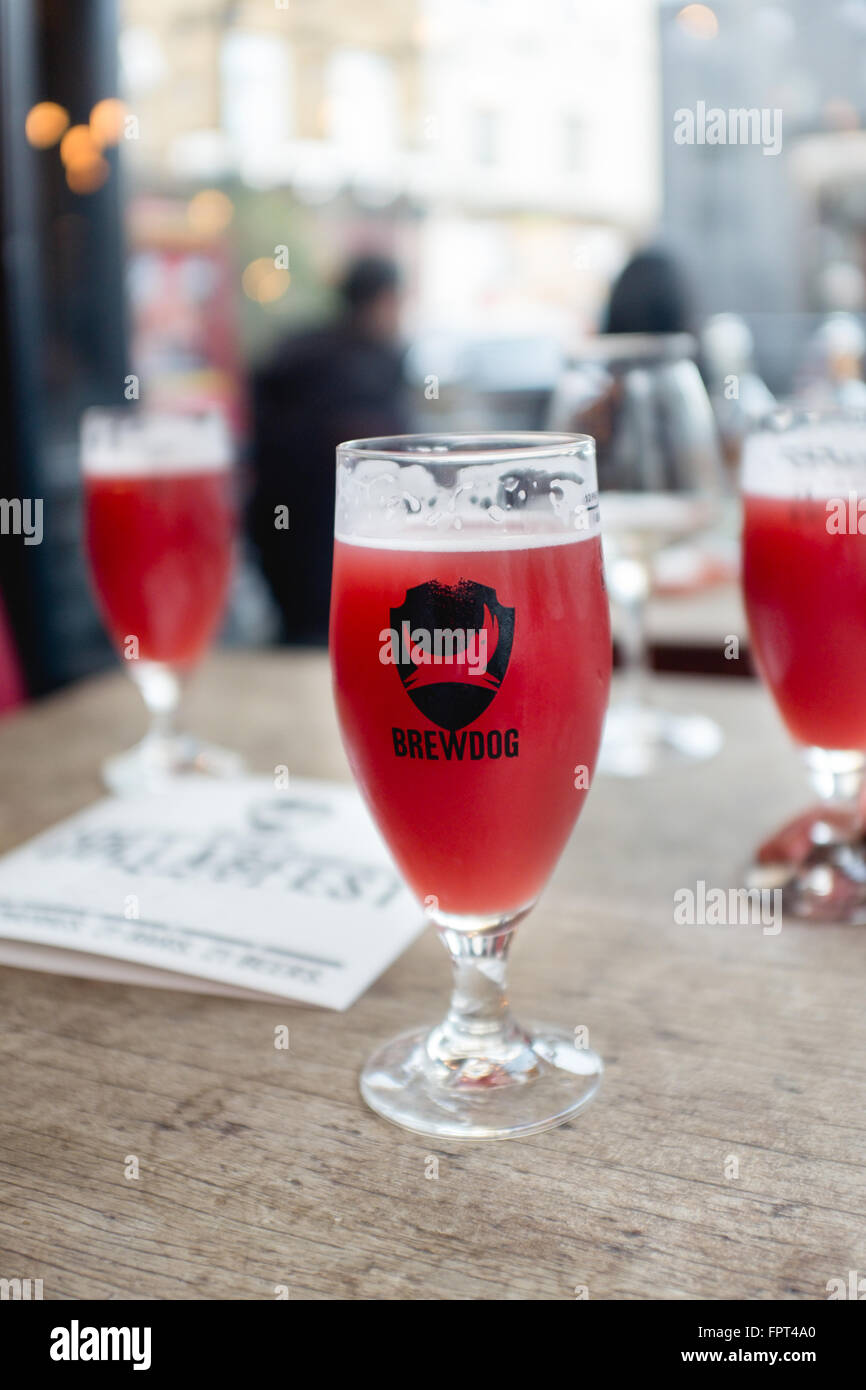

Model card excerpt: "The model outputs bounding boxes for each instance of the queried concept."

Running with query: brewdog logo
[382,579,515,731]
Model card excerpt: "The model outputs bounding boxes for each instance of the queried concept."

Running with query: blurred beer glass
[81,407,243,793]
[549,333,725,775]
[742,407,866,922]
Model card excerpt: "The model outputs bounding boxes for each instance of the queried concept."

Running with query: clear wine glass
[549,333,725,775]
[330,433,611,1139]
[82,407,244,794]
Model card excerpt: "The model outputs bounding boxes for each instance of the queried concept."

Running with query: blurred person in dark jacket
[603,247,693,337]
[249,254,409,643]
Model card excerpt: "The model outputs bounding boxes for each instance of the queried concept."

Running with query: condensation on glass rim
[334,432,600,547]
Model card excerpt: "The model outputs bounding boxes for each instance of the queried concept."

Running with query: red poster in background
[126,197,246,438]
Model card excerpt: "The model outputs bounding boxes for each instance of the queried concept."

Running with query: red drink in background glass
[85,469,234,668]
[739,413,866,927]
[80,407,242,794]
[743,492,866,751]
[331,530,611,917]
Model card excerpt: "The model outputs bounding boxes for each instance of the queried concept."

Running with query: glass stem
[610,556,651,709]
[131,661,182,747]
[802,747,866,834]
[425,923,529,1067]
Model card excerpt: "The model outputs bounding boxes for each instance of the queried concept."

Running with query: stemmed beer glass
[330,434,611,1139]
[742,408,866,921]
[82,408,242,794]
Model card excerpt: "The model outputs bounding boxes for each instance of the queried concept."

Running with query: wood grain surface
[0,652,864,1300]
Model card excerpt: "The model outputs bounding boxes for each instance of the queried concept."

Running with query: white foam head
[335,435,599,548]
[81,408,232,476]
[742,415,866,498]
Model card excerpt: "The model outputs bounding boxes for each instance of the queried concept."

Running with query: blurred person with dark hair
[249,254,409,643]
[603,247,693,337]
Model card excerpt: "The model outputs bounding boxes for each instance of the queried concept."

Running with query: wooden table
[1,652,864,1300]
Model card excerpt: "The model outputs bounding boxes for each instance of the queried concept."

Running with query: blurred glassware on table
[548,331,725,776]
[794,313,866,412]
[700,314,777,469]
[742,406,866,923]
[81,407,244,793]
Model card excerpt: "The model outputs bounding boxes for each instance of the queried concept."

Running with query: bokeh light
[60,124,100,169]
[187,189,235,237]
[65,156,110,194]
[89,98,127,148]
[25,102,69,149]
[241,257,291,304]
[676,4,719,39]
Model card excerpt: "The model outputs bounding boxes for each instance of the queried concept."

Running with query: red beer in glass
[331,433,611,1139]
[332,532,609,918]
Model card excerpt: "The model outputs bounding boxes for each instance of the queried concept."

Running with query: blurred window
[221,31,293,150]
[327,50,396,156]
[120,26,168,95]
[474,109,500,167]
[562,114,584,173]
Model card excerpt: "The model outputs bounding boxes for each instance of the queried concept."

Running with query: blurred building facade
[119,0,660,350]
[660,0,866,392]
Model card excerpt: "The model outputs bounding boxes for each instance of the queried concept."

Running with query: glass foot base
[360,1023,602,1140]
[597,702,723,777]
[102,733,245,796]
[745,805,866,924]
